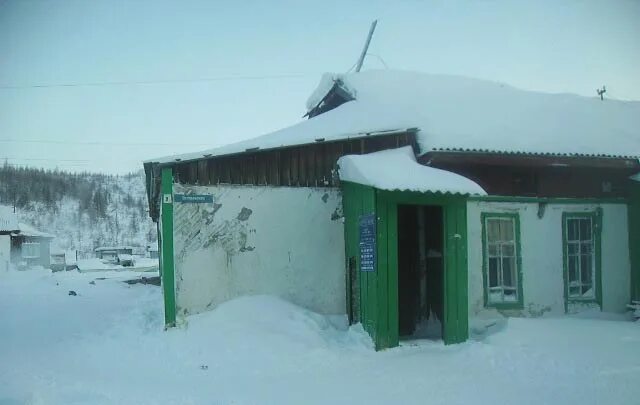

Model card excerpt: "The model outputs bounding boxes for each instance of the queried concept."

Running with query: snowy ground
[1,269,639,405]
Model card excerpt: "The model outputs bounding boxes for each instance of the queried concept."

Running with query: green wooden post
[455,200,469,343]
[386,198,399,348]
[161,167,176,327]
[375,192,389,349]
[629,184,640,301]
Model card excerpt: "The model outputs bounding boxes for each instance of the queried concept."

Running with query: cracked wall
[172,183,346,318]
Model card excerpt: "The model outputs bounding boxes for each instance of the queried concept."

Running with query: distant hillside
[0,163,156,257]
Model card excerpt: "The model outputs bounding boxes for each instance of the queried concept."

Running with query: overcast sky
[1,0,639,174]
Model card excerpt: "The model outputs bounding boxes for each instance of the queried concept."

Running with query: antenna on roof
[597,85,606,101]
[355,20,378,73]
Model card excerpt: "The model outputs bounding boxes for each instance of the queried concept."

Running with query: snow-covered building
[144,70,640,349]
[0,206,55,270]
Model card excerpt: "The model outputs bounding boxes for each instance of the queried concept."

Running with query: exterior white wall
[467,201,630,317]
[172,184,346,318]
[0,235,10,271]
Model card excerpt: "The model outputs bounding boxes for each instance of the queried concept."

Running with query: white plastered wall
[0,235,10,271]
[172,184,346,318]
[467,201,630,317]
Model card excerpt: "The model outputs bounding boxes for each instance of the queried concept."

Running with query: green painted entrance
[342,181,469,350]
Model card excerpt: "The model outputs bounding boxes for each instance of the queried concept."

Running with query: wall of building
[467,201,630,317]
[171,184,346,318]
[9,236,51,268]
[0,235,10,271]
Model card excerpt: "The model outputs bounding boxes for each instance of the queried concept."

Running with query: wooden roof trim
[419,151,640,170]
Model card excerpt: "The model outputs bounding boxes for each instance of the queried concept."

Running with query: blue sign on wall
[359,213,376,272]
[174,194,214,203]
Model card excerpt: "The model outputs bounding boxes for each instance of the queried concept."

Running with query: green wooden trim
[341,182,470,348]
[376,193,389,350]
[386,199,399,348]
[160,167,176,327]
[629,185,640,301]
[561,210,603,312]
[480,212,524,310]
[469,195,627,205]
[377,189,469,346]
[456,201,469,343]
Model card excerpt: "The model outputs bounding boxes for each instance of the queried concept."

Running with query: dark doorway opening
[397,204,444,340]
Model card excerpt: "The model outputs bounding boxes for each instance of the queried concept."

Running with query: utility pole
[355,20,378,73]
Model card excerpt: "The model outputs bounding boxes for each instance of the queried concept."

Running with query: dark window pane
[568,255,578,283]
[488,258,498,287]
[488,243,498,256]
[487,219,500,242]
[502,257,515,287]
[581,254,592,285]
[579,218,591,241]
[500,219,514,241]
[580,242,592,255]
[568,243,578,255]
[567,219,579,240]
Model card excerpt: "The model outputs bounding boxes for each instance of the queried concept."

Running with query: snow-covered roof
[0,205,19,233]
[95,246,135,252]
[147,70,640,165]
[338,146,487,195]
[17,222,55,239]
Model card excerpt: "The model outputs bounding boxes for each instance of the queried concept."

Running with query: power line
[2,157,90,162]
[0,73,315,90]
[0,138,212,147]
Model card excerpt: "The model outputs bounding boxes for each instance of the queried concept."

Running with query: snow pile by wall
[3,267,640,404]
[338,146,486,195]
[172,184,346,318]
[184,295,373,353]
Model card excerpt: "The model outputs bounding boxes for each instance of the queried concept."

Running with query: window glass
[484,216,519,305]
[565,216,595,299]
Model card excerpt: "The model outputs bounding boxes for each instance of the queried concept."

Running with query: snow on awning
[337,146,487,195]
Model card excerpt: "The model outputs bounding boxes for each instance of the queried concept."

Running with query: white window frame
[482,213,522,308]
[564,216,596,300]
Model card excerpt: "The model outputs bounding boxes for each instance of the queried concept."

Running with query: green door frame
[630,183,640,302]
[342,181,469,349]
[160,167,177,327]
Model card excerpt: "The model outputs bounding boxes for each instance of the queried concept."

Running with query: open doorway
[397,204,444,340]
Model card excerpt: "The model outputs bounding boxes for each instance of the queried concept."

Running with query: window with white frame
[21,242,40,259]
[564,216,595,299]
[483,214,521,306]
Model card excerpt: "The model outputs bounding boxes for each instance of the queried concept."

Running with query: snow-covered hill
[0,165,156,257]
